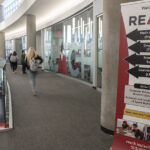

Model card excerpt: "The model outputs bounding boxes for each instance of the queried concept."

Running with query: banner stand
[112,1,150,149]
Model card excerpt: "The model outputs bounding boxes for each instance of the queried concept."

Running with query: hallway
[0,66,113,150]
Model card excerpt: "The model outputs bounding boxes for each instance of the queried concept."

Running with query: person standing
[10,51,18,73]
[21,50,26,74]
[26,47,43,95]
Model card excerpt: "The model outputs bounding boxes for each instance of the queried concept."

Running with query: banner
[112,1,150,150]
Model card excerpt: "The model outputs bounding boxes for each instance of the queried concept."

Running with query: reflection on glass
[43,8,93,83]
[72,18,75,35]
[97,15,103,88]
[67,25,71,43]
[62,8,93,82]
[5,40,12,61]
[63,26,66,43]
[22,36,27,53]
[81,18,83,35]
[43,29,51,70]
[43,24,63,72]
[83,21,85,38]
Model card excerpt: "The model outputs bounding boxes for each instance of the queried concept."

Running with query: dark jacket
[21,53,26,64]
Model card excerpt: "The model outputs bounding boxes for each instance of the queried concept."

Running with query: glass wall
[22,35,27,53]
[43,7,93,83]
[43,24,63,71]
[43,28,51,70]
[62,8,93,82]
[97,15,103,88]
[2,0,24,20]
[5,40,12,61]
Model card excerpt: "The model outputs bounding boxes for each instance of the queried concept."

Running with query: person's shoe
[32,90,37,96]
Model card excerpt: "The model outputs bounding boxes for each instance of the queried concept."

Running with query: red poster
[58,53,68,74]
[112,1,150,150]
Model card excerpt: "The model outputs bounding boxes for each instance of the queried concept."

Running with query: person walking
[10,51,18,73]
[21,50,26,74]
[26,47,43,95]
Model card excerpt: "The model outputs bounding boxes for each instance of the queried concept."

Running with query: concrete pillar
[12,38,22,64]
[0,5,4,22]
[36,31,41,56]
[26,14,36,50]
[0,32,5,58]
[101,0,137,132]
[15,38,22,64]
[12,39,16,52]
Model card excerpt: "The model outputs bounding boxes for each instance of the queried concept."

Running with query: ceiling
[3,0,91,39]
[4,0,65,34]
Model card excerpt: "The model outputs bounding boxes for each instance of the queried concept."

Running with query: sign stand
[112,1,150,149]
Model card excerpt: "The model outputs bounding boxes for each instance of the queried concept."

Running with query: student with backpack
[10,51,18,73]
[26,47,43,95]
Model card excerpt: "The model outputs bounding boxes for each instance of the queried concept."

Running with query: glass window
[67,25,71,43]
[43,7,93,83]
[5,40,12,61]
[2,0,24,20]
[22,36,27,53]
[97,15,103,88]
[43,29,49,69]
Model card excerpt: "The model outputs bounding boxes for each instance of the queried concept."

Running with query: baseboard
[101,125,114,135]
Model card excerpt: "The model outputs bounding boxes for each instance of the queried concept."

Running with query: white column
[101,0,137,131]
[0,32,5,58]
[26,14,36,50]
[12,39,16,52]
[0,5,4,22]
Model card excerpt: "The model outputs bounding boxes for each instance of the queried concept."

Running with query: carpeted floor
[0,65,113,150]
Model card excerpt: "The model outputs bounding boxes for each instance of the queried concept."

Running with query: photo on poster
[116,119,150,141]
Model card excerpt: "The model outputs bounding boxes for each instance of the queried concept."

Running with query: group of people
[9,50,26,74]
[121,121,144,140]
[9,47,43,96]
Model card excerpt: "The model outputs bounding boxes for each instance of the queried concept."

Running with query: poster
[112,1,150,150]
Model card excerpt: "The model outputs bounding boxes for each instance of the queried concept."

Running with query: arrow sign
[128,41,150,54]
[125,53,150,65]
[127,66,150,78]
[127,29,150,41]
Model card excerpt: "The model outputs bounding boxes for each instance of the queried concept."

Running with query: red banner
[112,1,150,150]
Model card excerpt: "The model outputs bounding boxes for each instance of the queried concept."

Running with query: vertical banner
[112,1,150,150]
